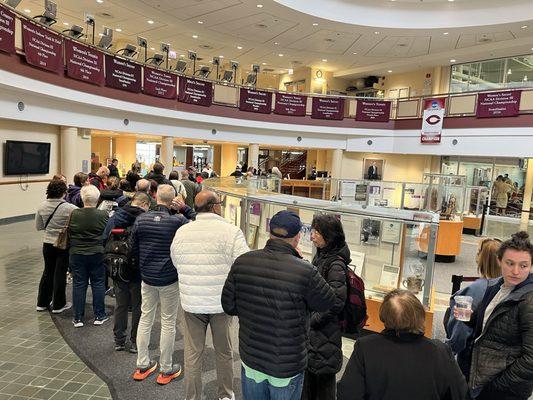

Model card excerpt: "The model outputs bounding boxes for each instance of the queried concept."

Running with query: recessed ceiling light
[180,54,185,58]
[322,59,327,62]
[278,53,284,57]
[115,28,122,32]
[24,9,31,13]
[192,34,198,39]
[147,20,154,24]
[150,47,155,50]
[237,46,243,50]
[450,59,456,63]
[219,55,224,58]
[443,32,449,35]
[96,0,104,3]
[448,0,454,2]
[521,25,528,29]
[262,62,267,65]
[274,42,279,45]
[257,4,263,7]
[198,21,204,24]
[353,52,357,55]
[374,31,380,34]
[388,70,392,73]
[312,23,318,26]
[63,22,69,26]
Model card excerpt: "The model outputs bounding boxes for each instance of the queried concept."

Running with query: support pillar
[248,143,260,171]
[520,159,533,231]
[60,126,79,181]
[161,136,174,175]
[331,148,343,179]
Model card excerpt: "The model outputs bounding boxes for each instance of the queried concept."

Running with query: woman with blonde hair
[446,238,502,376]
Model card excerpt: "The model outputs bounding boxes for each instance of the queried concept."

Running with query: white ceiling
[14,0,533,79]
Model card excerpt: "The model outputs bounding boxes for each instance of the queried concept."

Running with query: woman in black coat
[302,214,348,400]
[337,289,467,400]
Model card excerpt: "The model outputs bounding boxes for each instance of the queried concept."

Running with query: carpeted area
[51,287,244,400]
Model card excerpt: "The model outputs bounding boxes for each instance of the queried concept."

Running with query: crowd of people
[33,159,532,400]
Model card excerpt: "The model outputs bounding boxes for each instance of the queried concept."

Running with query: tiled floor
[0,220,112,400]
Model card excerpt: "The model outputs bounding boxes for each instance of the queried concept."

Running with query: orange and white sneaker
[133,361,158,381]
[156,363,182,385]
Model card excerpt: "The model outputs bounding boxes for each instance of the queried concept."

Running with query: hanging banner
[143,67,177,99]
[355,100,391,122]
[0,5,15,54]
[274,93,307,116]
[104,55,142,93]
[239,88,272,114]
[476,90,521,118]
[178,77,212,106]
[311,97,345,120]
[21,20,63,73]
[421,109,444,144]
[65,40,104,86]
[423,97,446,111]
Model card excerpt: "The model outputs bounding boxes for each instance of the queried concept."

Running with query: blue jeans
[70,253,107,321]
[241,367,304,400]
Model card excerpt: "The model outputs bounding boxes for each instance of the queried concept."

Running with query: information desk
[418,220,463,263]
[205,177,440,337]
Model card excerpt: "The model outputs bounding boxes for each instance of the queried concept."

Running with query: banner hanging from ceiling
[311,97,345,120]
[421,108,445,144]
[178,77,212,106]
[65,40,104,85]
[0,5,16,54]
[21,20,63,73]
[239,88,272,114]
[355,100,391,122]
[143,66,177,99]
[274,93,307,116]
[476,90,521,118]
[104,55,142,92]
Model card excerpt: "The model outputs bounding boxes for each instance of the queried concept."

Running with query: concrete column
[248,143,260,170]
[520,158,533,231]
[60,126,79,182]
[220,144,239,176]
[331,148,343,178]
[160,136,174,174]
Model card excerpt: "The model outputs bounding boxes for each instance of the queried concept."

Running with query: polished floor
[0,220,112,400]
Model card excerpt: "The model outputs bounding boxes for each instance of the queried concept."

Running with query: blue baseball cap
[269,210,302,238]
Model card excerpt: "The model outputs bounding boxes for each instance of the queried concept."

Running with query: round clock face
[316,70,323,79]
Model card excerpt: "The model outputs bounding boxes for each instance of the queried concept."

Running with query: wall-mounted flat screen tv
[4,140,51,175]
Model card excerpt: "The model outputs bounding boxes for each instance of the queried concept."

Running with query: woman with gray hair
[68,185,109,328]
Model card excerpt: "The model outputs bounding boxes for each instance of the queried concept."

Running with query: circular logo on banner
[431,100,439,109]
[426,114,441,125]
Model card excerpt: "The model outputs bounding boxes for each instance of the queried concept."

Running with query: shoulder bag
[54,210,73,250]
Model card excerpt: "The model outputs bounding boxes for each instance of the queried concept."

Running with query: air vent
[97,12,114,19]
[263,68,275,72]
[324,38,335,43]
[478,37,492,43]
[291,60,302,65]
[255,23,268,29]
[397,43,408,47]
[199,44,213,49]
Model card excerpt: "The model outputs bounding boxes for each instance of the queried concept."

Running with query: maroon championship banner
[476,90,521,118]
[104,55,142,93]
[178,77,212,107]
[143,67,177,99]
[0,5,15,54]
[311,97,345,120]
[239,88,272,114]
[274,93,307,116]
[21,20,63,73]
[355,100,391,122]
[65,40,104,86]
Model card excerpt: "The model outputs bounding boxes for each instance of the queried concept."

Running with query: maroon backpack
[336,258,368,333]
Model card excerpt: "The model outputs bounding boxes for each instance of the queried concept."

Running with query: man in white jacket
[170,190,249,400]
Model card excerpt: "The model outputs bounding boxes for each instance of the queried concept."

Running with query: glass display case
[205,177,440,331]
[465,186,489,218]
[422,173,467,220]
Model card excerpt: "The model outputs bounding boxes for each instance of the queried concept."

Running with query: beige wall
[91,136,112,166]
[220,144,238,177]
[340,152,439,182]
[279,67,312,93]
[114,136,137,176]
[376,68,434,98]
[256,72,280,90]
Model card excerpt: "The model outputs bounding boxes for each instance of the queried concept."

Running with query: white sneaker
[94,316,109,326]
[73,319,84,328]
[219,394,235,400]
[36,306,48,312]
[52,302,72,314]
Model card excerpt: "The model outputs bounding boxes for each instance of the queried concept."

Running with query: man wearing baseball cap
[222,210,336,400]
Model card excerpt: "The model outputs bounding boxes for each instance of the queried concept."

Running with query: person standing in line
[126,163,142,191]
[90,166,110,190]
[180,170,199,209]
[222,211,336,400]
[337,289,468,400]
[169,171,187,200]
[103,192,151,354]
[446,238,502,377]
[132,184,188,385]
[66,172,89,208]
[35,179,77,313]
[460,232,533,400]
[68,185,109,327]
[302,214,348,400]
[135,179,157,210]
[492,175,513,215]
[108,158,120,178]
[202,163,214,178]
[144,162,171,185]
[171,190,250,400]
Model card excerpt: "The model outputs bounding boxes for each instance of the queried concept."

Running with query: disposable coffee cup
[455,296,473,321]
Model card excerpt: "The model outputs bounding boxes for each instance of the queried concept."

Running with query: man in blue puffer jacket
[131,184,189,386]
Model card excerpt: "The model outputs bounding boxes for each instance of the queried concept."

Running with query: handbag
[54,210,73,250]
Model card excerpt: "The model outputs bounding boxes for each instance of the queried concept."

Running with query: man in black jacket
[144,162,171,185]
[103,192,151,354]
[108,158,120,178]
[222,210,336,400]
[131,184,188,385]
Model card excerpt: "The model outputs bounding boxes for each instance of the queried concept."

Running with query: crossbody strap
[44,202,65,229]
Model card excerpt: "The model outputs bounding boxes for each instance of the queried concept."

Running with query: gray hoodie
[35,199,77,244]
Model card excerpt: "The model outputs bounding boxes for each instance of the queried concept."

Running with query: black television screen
[4,140,51,175]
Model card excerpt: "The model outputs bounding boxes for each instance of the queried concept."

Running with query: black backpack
[104,227,135,283]
[335,258,368,334]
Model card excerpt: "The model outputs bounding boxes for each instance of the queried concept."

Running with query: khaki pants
[183,311,234,400]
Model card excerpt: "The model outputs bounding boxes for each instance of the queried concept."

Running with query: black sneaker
[73,319,84,328]
[94,316,109,326]
[115,344,125,351]
[129,343,138,354]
